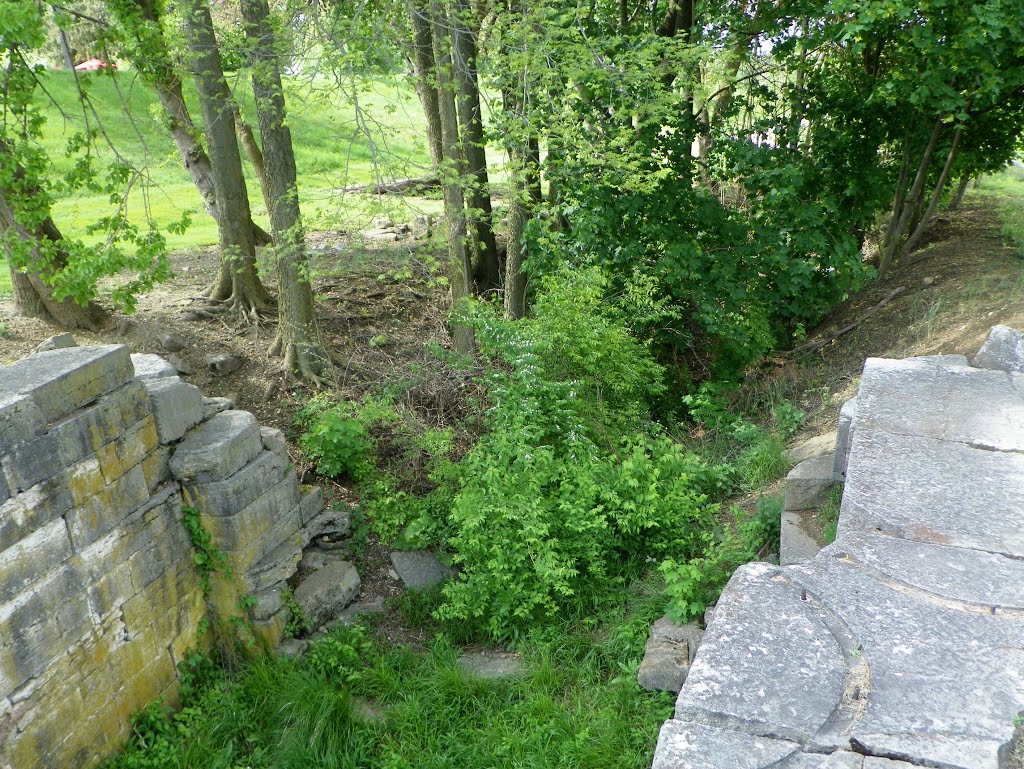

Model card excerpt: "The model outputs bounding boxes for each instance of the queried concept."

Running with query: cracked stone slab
[789,553,1024,769]
[784,454,836,512]
[838,428,1024,557]
[835,531,1024,609]
[854,357,1024,452]
[653,721,800,769]
[673,562,847,742]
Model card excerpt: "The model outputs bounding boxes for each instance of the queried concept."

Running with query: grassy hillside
[35,69,433,250]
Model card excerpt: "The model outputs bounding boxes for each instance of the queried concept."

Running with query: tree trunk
[946,174,971,211]
[181,0,273,318]
[230,98,274,217]
[407,0,444,168]
[113,0,272,247]
[900,127,963,258]
[0,189,108,330]
[450,0,500,294]
[240,0,330,383]
[501,81,541,320]
[880,120,943,276]
[430,1,474,354]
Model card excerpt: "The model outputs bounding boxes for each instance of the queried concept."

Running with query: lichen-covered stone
[169,410,262,483]
[143,377,202,443]
[181,449,289,517]
[0,344,132,424]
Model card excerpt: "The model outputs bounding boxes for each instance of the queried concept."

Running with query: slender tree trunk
[946,174,971,211]
[880,120,944,276]
[0,189,108,330]
[881,143,912,258]
[230,98,273,217]
[181,0,273,318]
[240,0,330,382]
[110,0,272,247]
[407,0,444,168]
[450,0,500,294]
[430,1,474,353]
[501,80,540,320]
[900,127,963,258]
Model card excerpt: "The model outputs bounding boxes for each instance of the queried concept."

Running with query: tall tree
[106,0,272,247]
[449,0,500,294]
[240,0,331,382]
[180,0,273,318]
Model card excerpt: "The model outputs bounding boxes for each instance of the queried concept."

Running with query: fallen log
[340,177,441,195]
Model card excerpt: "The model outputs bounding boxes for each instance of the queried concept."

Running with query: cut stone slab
[389,550,452,591]
[457,651,523,680]
[333,597,386,626]
[836,531,1024,609]
[834,398,858,482]
[653,721,799,769]
[972,324,1024,372]
[169,410,262,483]
[293,560,361,629]
[142,377,203,443]
[787,431,837,465]
[637,616,703,693]
[854,357,1024,452]
[131,353,177,380]
[0,344,133,424]
[838,428,1024,557]
[674,562,847,742]
[791,552,1024,769]
[783,454,835,512]
[780,509,823,566]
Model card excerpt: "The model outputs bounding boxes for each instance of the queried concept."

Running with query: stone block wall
[0,344,322,768]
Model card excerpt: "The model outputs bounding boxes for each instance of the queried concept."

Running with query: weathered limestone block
[0,392,46,455]
[199,475,300,553]
[0,344,132,424]
[779,509,822,566]
[294,560,361,628]
[302,505,352,544]
[0,477,74,552]
[786,431,837,465]
[0,469,8,505]
[142,377,203,443]
[637,616,703,693]
[252,587,283,621]
[783,453,835,512]
[653,722,799,769]
[64,463,150,550]
[169,410,262,483]
[972,324,1024,372]
[833,397,857,482]
[0,518,72,604]
[248,539,302,594]
[130,353,178,380]
[674,562,846,742]
[140,446,171,491]
[2,379,151,493]
[121,562,202,642]
[181,449,290,517]
[260,426,288,459]
[93,417,160,484]
[201,396,234,420]
[0,566,93,694]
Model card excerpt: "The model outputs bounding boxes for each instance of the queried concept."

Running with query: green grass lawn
[35,69,434,252]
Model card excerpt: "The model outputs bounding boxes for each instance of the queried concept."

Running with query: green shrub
[435,271,720,641]
[298,410,373,480]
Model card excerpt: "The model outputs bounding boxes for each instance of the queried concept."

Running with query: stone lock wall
[0,344,324,769]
